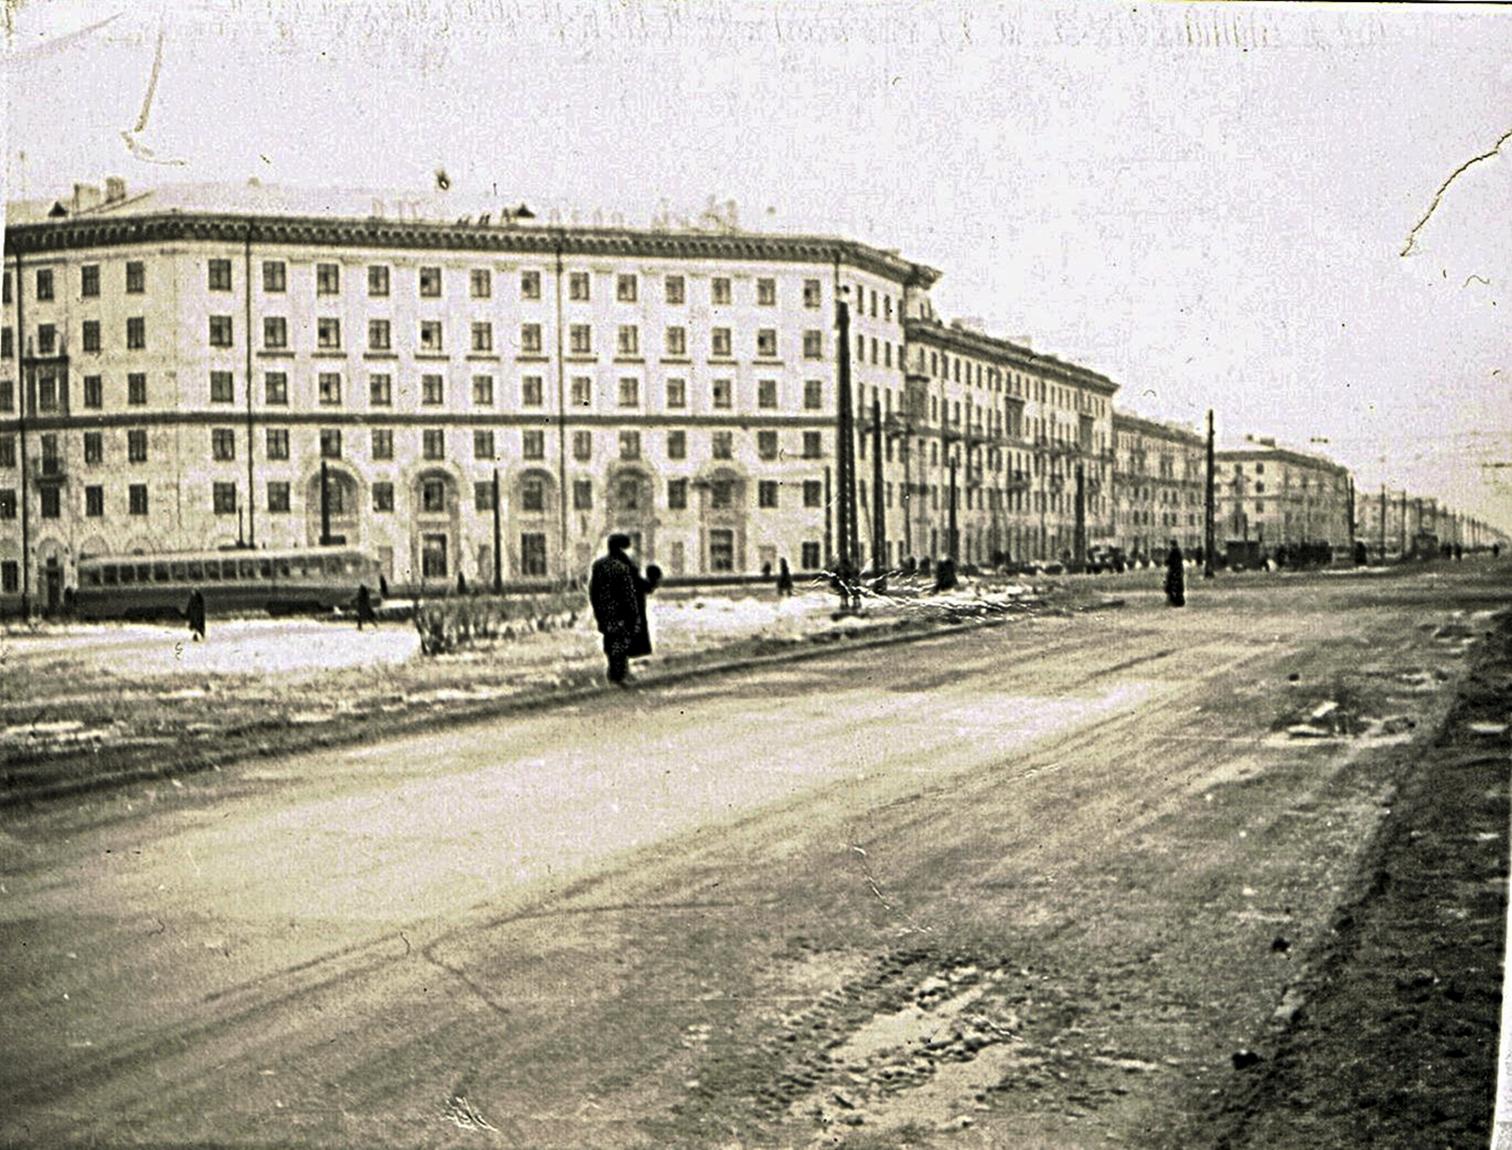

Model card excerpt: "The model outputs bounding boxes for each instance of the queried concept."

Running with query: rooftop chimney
[104,176,127,203]
[73,183,102,213]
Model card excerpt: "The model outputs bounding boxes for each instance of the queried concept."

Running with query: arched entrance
[410,468,460,586]
[508,468,557,581]
[606,463,657,565]
[695,466,747,574]
[305,465,362,548]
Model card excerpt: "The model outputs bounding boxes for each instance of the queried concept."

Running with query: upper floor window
[520,323,543,355]
[318,372,342,405]
[803,330,823,359]
[419,266,442,297]
[83,375,103,408]
[320,428,342,459]
[665,377,686,408]
[419,320,443,353]
[569,324,592,355]
[470,268,491,299]
[263,316,287,349]
[126,317,146,350]
[618,377,639,408]
[758,379,777,409]
[316,262,340,295]
[208,316,233,348]
[664,275,685,304]
[665,326,687,357]
[756,277,776,306]
[571,376,592,407]
[711,327,732,358]
[210,371,234,403]
[82,320,101,352]
[712,378,733,409]
[35,269,54,301]
[368,318,391,351]
[471,322,492,353]
[520,270,541,300]
[756,329,777,358]
[368,265,390,297]
[568,271,590,301]
[317,317,342,349]
[616,325,639,357]
[473,374,495,406]
[616,274,637,303]
[125,262,144,294]
[263,261,287,293]
[265,372,288,405]
[711,277,731,305]
[81,265,100,297]
[804,278,821,308]
[209,259,233,292]
[368,373,391,406]
[421,373,445,405]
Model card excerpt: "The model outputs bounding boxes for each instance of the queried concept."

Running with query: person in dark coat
[776,557,794,597]
[186,588,207,641]
[1164,539,1186,607]
[933,556,958,593]
[355,583,377,631]
[589,534,659,686]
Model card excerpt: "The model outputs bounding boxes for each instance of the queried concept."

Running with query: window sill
[258,349,295,358]
[364,351,397,360]
[613,356,645,365]
[466,354,501,362]
[660,357,691,366]
[565,355,597,364]
[313,350,347,359]
[516,354,549,363]
[416,352,449,361]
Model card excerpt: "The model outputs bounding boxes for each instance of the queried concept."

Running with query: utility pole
[1204,410,1216,578]
[823,465,833,568]
[1073,463,1086,573]
[1379,483,1387,562]
[1400,489,1408,556]
[492,468,503,593]
[835,293,855,575]
[947,452,959,562]
[319,460,333,545]
[872,397,885,571]
[1347,474,1356,559]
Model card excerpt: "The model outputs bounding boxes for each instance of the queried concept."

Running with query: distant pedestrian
[776,557,794,597]
[1354,540,1368,566]
[589,534,660,686]
[934,556,958,593]
[762,560,773,579]
[355,583,377,631]
[1164,539,1186,607]
[1494,543,1502,559]
[1455,543,1464,561]
[185,588,207,642]
[457,571,468,595]
[379,573,389,599]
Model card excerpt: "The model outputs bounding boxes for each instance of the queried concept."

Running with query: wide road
[2,564,1507,1148]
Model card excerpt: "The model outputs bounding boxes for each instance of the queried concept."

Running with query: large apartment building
[1215,435,1353,552]
[1111,411,1206,559]
[2,180,1130,609]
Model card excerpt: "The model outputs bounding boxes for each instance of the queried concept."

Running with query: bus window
[187,562,204,581]
[119,564,136,584]
[239,559,256,579]
[82,568,101,587]
[326,556,342,576]
[154,563,170,582]
[170,562,186,581]
[137,564,152,583]
[223,560,239,579]
[278,561,291,578]
[103,565,118,586]
[259,559,273,579]
[204,560,221,581]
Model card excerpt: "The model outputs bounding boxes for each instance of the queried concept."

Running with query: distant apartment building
[1,180,1134,608]
[1215,435,1353,552]
[1111,412,1205,559]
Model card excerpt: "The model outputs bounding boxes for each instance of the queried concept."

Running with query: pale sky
[6,0,1511,532]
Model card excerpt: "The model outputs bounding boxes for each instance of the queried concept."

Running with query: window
[312,262,339,295]
[263,260,286,293]
[758,379,777,408]
[372,481,394,512]
[210,371,234,403]
[667,429,686,460]
[664,326,687,357]
[474,481,497,511]
[36,268,54,300]
[573,430,592,461]
[616,273,637,302]
[663,275,686,304]
[37,325,57,357]
[124,317,145,349]
[1,274,7,305]
[1,328,10,358]
[40,487,61,519]
[470,268,492,299]
[125,262,144,294]
[520,270,541,299]
[471,322,492,353]
[756,329,777,358]
[266,428,290,460]
[759,480,778,508]
[82,320,102,352]
[264,316,288,349]
[758,430,778,460]
[368,265,390,297]
[422,482,447,514]
[368,319,391,351]
[803,330,823,359]
[128,429,147,462]
[757,277,776,306]
[802,541,821,569]
[473,374,495,406]
[710,482,734,510]
[617,325,639,356]
[419,266,442,297]
[423,429,445,460]
[521,323,543,354]
[568,271,590,301]
[86,485,104,517]
[520,532,548,575]
[571,376,592,407]
[371,428,393,460]
[318,372,342,405]
[265,372,288,405]
[211,427,237,462]
[619,430,641,460]
[712,378,733,409]
[513,477,548,518]
[668,478,688,510]
[83,432,102,463]
[421,533,449,576]
[36,368,58,410]
[422,374,445,405]
[78,263,102,298]
[205,258,233,292]
[129,483,148,515]
[209,316,233,348]
[0,490,12,520]
[712,277,731,305]
[711,327,732,358]
[320,428,342,459]
[267,481,290,512]
[618,377,639,407]
[368,373,391,406]
[0,380,10,411]
[569,324,592,355]
[474,430,495,459]
[523,429,545,459]
[573,479,593,510]
[665,378,686,408]
[803,480,822,508]
[419,321,443,353]
[213,482,238,514]
[803,279,821,308]
[712,431,733,460]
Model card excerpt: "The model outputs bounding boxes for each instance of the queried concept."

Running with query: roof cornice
[904,317,1120,396]
[3,211,941,287]
[1112,410,1204,445]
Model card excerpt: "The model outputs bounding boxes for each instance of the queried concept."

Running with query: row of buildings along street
[1,179,1504,612]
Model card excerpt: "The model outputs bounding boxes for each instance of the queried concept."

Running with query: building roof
[1215,435,1350,474]
[1111,410,1204,445]
[903,317,1120,397]
[3,180,943,288]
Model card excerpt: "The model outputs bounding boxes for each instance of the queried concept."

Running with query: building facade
[1111,412,1205,560]
[1215,436,1353,553]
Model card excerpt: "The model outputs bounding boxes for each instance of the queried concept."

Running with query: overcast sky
[6,0,1511,532]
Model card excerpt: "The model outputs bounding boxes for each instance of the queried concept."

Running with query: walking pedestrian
[1164,539,1186,607]
[776,557,794,597]
[589,534,660,686]
[185,588,207,642]
[355,583,377,631]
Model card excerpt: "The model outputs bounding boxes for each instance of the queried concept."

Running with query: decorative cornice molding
[903,317,1120,397]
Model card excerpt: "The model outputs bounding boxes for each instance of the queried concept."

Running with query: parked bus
[73,547,383,620]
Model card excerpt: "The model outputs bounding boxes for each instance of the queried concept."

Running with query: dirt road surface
[1,564,1507,1148]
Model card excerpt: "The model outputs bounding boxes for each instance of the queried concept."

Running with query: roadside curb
[2,600,1095,810]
